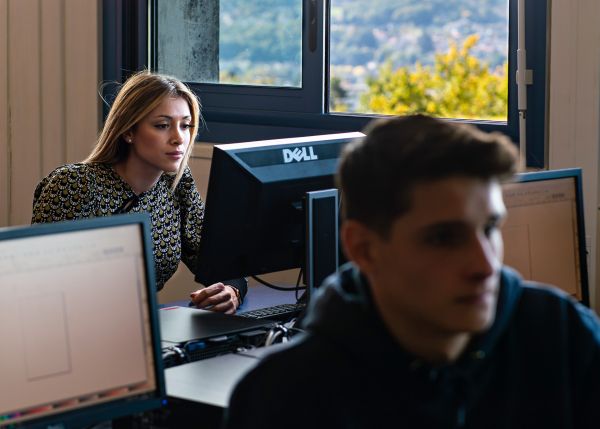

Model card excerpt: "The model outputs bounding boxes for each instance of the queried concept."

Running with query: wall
[547,0,600,309]
[0,0,100,227]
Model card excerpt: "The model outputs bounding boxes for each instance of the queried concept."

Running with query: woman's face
[124,96,192,175]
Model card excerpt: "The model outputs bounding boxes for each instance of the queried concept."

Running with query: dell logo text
[282,146,318,163]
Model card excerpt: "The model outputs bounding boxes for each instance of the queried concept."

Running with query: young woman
[32,71,245,313]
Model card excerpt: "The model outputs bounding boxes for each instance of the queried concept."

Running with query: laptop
[159,306,274,346]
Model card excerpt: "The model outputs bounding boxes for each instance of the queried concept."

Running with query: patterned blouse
[31,162,204,291]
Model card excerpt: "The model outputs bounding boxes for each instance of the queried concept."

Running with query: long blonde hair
[86,70,202,190]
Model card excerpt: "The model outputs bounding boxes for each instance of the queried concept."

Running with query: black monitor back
[195,132,364,286]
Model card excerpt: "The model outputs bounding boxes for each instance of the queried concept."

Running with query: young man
[224,115,600,428]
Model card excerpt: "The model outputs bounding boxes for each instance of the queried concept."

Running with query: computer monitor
[0,214,165,428]
[194,132,364,292]
[502,168,589,305]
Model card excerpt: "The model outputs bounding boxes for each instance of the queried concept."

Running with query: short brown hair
[337,114,519,236]
[85,70,202,190]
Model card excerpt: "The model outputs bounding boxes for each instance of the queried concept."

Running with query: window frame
[103,0,548,167]
[150,0,325,115]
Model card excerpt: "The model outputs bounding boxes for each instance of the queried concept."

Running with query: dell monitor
[194,132,364,292]
[502,168,589,305]
[0,214,165,428]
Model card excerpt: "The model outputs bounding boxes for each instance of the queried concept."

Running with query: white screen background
[0,224,155,416]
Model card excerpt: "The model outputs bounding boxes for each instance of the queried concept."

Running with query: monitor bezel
[0,214,166,428]
[511,167,589,306]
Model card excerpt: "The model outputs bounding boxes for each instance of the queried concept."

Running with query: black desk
[238,283,301,312]
[165,344,290,406]
[164,282,301,313]
[156,283,302,427]
[124,343,294,429]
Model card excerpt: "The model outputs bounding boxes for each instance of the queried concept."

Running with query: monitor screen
[194,132,364,287]
[502,168,589,305]
[0,214,165,428]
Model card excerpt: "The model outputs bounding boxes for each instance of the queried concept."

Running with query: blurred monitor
[502,168,589,305]
[0,214,165,428]
[194,132,364,291]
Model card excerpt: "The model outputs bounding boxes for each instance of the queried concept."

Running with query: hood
[467,266,524,359]
[301,264,377,352]
[301,263,525,369]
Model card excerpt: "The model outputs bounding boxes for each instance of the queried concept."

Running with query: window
[156,0,303,88]
[329,0,509,121]
[103,0,547,166]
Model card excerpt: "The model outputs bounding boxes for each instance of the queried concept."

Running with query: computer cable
[265,325,289,346]
[265,323,309,346]
[251,275,307,292]
[162,345,188,367]
[284,325,306,336]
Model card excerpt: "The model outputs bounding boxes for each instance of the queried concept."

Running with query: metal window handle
[308,0,317,53]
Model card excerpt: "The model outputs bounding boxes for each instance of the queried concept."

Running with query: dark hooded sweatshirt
[224,265,600,429]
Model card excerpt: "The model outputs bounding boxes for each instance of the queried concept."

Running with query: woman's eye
[154,123,168,129]
[182,123,193,130]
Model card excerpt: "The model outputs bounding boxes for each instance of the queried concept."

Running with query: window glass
[155,0,302,87]
[329,0,509,121]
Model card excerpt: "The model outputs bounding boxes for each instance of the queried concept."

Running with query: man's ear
[341,220,381,275]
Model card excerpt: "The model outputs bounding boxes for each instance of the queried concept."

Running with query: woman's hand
[189,282,240,314]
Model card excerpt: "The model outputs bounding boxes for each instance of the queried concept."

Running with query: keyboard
[237,303,306,322]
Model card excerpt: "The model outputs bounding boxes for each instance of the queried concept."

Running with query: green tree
[361,35,508,120]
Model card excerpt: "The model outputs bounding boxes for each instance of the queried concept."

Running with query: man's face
[364,177,506,337]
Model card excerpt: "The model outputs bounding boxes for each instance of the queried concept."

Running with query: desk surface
[166,353,257,408]
[239,283,301,312]
[165,341,293,408]
[162,284,301,409]
[164,282,301,313]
